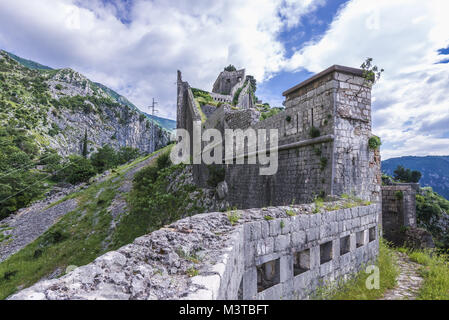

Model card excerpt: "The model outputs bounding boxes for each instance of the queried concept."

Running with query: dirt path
[381,251,424,300]
[0,151,162,263]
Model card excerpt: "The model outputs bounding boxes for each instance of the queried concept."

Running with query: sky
[0,0,448,160]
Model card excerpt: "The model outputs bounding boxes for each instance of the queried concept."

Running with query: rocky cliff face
[0,50,170,157]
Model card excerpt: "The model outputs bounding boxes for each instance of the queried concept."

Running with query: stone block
[291,231,306,247]
[275,234,290,252]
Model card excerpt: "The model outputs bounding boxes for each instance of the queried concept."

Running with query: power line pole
[148,98,159,153]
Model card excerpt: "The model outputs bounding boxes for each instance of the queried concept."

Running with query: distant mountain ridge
[3,50,175,132]
[4,50,53,70]
[382,155,449,200]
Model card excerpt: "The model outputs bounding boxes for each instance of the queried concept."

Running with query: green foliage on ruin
[395,190,404,200]
[259,107,282,121]
[224,65,237,72]
[368,136,382,150]
[227,209,240,226]
[361,58,384,86]
[309,126,321,138]
[232,86,244,106]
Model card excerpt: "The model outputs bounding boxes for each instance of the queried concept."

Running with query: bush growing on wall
[368,136,382,150]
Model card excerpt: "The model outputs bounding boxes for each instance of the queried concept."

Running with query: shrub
[48,123,60,137]
[156,151,172,170]
[368,136,382,150]
[207,165,225,187]
[320,157,328,171]
[90,145,118,173]
[227,210,240,226]
[224,64,237,72]
[117,147,140,165]
[65,155,96,184]
[232,87,243,105]
[260,107,282,121]
[395,190,404,200]
[309,126,320,138]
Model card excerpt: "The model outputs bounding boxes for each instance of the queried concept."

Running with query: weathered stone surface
[9,202,380,300]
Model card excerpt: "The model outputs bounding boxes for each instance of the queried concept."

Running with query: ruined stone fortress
[12,65,387,300]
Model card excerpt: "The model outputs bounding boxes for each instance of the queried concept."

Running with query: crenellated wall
[9,202,380,300]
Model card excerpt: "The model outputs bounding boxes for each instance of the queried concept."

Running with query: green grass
[406,249,449,300]
[0,176,119,299]
[194,99,207,123]
[0,149,171,299]
[318,238,398,300]
[227,210,240,226]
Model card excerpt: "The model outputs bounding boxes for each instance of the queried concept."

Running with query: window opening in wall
[340,235,350,255]
[257,259,280,292]
[293,249,310,276]
[320,241,333,264]
[356,230,365,248]
[369,227,376,242]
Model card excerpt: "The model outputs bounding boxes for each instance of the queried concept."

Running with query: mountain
[4,50,175,133]
[0,49,171,156]
[4,50,53,70]
[382,156,449,200]
[143,113,176,132]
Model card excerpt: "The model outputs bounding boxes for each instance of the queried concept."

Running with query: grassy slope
[0,147,170,299]
[403,249,449,300]
[315,238,398,300]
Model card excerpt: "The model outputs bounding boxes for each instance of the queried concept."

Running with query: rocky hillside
[382,156,449,200]
[0,147,229,299]
[0,50,171,156]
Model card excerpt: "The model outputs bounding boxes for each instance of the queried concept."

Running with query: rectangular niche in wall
[356,230,365,248]
[320,241,333,264]
[257,259,280,293]
[369,227,376,242]
[340,235,350,256]
[293,249,310,276]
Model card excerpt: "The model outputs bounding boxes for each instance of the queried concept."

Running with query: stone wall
[212,69,245,95]
[381,184,417,245]
[176,65,381,210]
[222,65,380,208]
[9,202,380,300]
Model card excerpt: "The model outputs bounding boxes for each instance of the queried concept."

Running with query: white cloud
[0,0,323,120]
[284,0,449,159]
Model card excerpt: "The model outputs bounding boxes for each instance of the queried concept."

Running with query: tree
[393,165,422,183]
[65,155,96,184]
[117,146,140,164]
[82,129,88,158]
[90,145,118,173]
